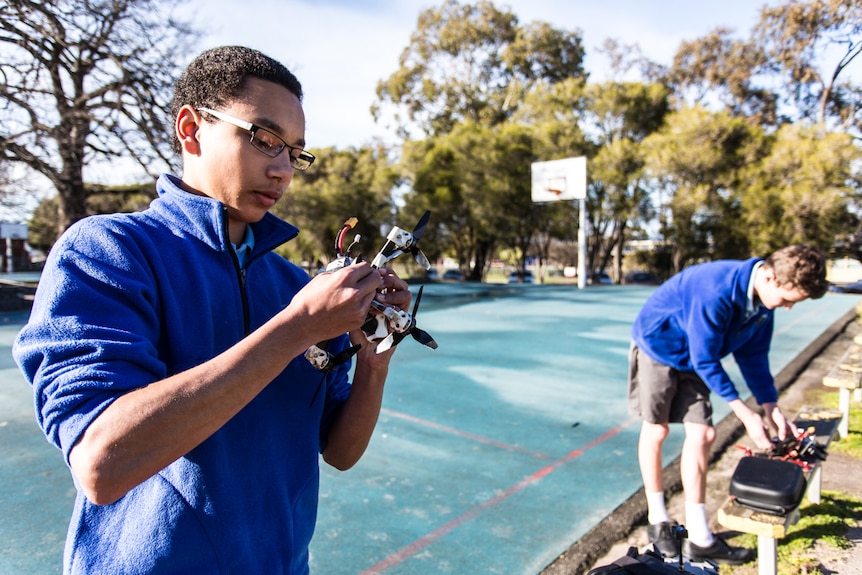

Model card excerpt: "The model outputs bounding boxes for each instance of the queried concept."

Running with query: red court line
[358,417,640,575]
[380,407,551,460]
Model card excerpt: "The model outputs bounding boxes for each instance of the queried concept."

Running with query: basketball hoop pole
[577,198,587,289]
[531,157,587,288]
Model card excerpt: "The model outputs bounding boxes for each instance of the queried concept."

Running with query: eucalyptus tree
[741,125,861,254]
[373,0,586,140]
[273,145,399,270]
[27,182,156,252]
[400,122,536,280]
[643,106,765,273]
[510,77,591,277]
[756,0,862,132]
[666,28,778,125]
[581,82,670,281]
[0,0,196,234]
[377,0,586,276]
[667,0,862,135]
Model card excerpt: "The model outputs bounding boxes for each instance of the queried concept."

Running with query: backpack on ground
[587,546,719,575]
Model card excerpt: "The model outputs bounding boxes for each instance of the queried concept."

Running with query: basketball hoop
[546,177,567,196]
[531,157,586,202]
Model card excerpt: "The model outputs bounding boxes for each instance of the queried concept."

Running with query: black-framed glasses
[198,107,315,170]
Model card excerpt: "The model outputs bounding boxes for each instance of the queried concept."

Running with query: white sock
[685,502,715,547]
[646,491,671,524]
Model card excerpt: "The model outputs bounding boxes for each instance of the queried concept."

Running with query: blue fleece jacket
[13,174,353,574]
[631,258,777,405]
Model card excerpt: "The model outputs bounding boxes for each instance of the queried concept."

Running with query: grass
[826,391,862,458]
[722,492,862,575]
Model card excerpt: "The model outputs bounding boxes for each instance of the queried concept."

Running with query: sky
[179,0,773,150]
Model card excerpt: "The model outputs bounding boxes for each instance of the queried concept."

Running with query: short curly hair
[763,244,829,299]
[170,46,303,154]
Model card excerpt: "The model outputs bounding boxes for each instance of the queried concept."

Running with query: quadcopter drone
[304,211,438,372]
[735,426,827,471]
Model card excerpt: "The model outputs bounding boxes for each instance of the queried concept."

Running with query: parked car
[508,270,534,283]
[442,269,463,281]
[410,267,439,283]
[590,270,613,285]
[623,270,660,286]
[829,280,862,294]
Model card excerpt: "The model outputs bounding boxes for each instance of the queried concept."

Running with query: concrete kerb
[539,306,859,575]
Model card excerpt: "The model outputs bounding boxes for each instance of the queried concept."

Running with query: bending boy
[628,245,829,564]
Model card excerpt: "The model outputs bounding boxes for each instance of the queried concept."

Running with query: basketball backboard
[531,156,586,202]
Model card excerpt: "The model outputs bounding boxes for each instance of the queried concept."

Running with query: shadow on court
[1,285,859,574]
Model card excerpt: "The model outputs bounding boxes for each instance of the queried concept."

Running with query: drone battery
[729,456,807,516]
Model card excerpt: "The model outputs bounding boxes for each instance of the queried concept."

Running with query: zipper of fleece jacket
[223,207,251,334]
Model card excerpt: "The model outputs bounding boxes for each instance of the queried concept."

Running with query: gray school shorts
[627,342,713,426]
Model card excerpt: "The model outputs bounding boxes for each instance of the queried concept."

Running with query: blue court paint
[310,285,861,574]
[1,287,858,574]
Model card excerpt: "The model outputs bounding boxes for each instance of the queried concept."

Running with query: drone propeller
[307,341,361,406]
[412,211,430,241]
[409,211,431,269]
[331,343,362,366]
[377,285,438,353]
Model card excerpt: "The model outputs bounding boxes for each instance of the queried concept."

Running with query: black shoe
[683,535,755,565]
[646,522,679,558]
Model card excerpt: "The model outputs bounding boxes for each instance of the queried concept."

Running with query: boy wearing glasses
[628,244,829,564]
[14,46,409,574]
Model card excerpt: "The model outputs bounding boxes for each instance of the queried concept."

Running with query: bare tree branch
[0,0,199,231]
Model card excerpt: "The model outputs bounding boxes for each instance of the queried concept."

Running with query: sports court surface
[1,282,859,574]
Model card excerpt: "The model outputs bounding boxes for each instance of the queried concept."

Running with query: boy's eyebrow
[254,115,306,148]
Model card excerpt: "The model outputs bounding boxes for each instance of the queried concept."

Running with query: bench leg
[854,388,861,403]
[807,465,822,504]
[839,388,850,439]
[758,536,778,575]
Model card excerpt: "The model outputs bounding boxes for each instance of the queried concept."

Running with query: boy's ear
[176,106,202,155]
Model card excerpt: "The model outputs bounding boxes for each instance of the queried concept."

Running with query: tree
[666,28,779,125]
[27,182,157,251]
[756,0,862,132]
[581,82,670,281]
[477,122,536,277]
[644,106,765,272]
[272,145,399,270]
[511,78,591,276]
[741,124,861,254]
[0,0,197,233]
[402,124,491,279]
[372,0,585,139]
[400,121,539,281]
[666,0,862,135]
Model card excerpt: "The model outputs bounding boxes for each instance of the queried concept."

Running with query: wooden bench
[716,406,842,575]
[822,337,862,439]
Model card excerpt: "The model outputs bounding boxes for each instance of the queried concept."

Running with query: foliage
[400,121,539,279]
[581,82,670,278]
[741,125,861,255]
[271,145,399,269]
[6,0,862,280]
[725,491,862,575]
[667,0,862,135]
[27,183,156,252]
[828,389,862,458]
[756,0,862,132]
[373,0,585,139]
[0,0,197,232]
[644,107,764,272]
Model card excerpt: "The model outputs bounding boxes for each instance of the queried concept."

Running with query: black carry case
[729,456,807,516]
